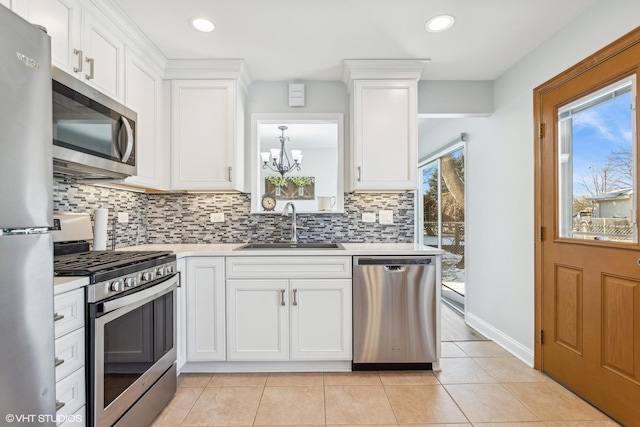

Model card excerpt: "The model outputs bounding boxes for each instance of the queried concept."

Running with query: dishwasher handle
[384,265,406,272]
[355,257,432,266]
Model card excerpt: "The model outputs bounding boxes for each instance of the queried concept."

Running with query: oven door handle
[99,274,178,315]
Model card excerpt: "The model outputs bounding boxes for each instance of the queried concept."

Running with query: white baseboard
[465,311,534,367]
[180,360,352,373]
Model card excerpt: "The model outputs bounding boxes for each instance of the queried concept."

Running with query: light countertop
[54,276,89,295]
[53,244,442,294]
[119,243,443,258]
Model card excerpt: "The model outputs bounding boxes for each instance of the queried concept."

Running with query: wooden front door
[535,29,640,425]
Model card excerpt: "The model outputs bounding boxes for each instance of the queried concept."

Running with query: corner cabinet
[171,80,245,191]
[350,79,418,191]
[225,257,352,362]
[185,257,226,362]
[123,48,167,190]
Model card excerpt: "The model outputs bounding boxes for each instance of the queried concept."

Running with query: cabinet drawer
[58,405,85,427]
[55,367,86,421]
[55,328,85,382]
[54,288,85,339]
[226,256,352,279]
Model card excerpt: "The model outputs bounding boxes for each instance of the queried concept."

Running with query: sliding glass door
[418,141,466,314]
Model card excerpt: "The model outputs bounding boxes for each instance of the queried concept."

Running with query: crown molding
[163,59,252,91]
[91,0,167,71]
[342,59,430,92]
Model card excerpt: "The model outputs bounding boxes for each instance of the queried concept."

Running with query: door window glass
[419,145,465,312]
[557,76,637,242]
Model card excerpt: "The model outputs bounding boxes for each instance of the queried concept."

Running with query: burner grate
[54,251,172,276]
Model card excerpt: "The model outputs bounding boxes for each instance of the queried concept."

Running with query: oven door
[90,274,177,427]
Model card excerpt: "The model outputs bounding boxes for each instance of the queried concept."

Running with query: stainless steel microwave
[52,66,137,179]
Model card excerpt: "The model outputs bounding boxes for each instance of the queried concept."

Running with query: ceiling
[111,0,596,82]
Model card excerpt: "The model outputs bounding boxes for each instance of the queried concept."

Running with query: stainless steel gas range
[53,213,177,427]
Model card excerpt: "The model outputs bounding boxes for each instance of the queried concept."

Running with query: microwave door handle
[120,116,134,163]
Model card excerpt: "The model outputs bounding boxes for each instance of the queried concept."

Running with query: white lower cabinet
[226,279,289,361]
[53,287,85,426]
[176,258,187,371]
[185,257,226,362]
[289,279,352,360]
[225,256,352,362]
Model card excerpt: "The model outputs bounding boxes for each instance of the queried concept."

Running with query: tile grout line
[379,372,401,427]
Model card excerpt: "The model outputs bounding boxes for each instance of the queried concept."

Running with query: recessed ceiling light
[425,15,455,33]
[190,17,215,33]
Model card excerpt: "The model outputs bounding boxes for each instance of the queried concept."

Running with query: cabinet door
[27,0,81,74]
[175,258,187,370]
[352,79,417,191]
[82,10,124,101]
[226,279,289,361]
[171,80,240,190]
[289,279,352,360]
[124,48,166,189]
[186,257,226,362]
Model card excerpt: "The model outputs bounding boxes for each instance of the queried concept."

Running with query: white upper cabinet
[25,0,126,102]
[124,48,166,190]
[351,79,418,191]
[81,9,124,101]
[171,79,245,191]
[343,60,425,192]
[2,0,30,19]
[26,0,81,73]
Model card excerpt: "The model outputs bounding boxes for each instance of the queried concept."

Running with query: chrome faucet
[281,202,298,243]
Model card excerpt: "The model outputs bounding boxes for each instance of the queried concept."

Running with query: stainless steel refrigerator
[0,5,56,424]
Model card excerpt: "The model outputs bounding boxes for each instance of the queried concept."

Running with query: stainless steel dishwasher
[353,256,437,369]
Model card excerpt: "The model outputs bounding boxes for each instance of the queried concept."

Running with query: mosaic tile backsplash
[145,192,414,244]
[53,177,148,248]
[53,177,415,246]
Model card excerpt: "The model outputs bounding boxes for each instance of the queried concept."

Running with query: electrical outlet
[210,212,225,223]
[379,210,394,224]
[117,212,129,223]
[362,212,376,223]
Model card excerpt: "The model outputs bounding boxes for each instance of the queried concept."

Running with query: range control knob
[110,280,124,292]
[156,267,165,276]
[142,272,153,281]
[124,277,136,288]
[165,265,174,274]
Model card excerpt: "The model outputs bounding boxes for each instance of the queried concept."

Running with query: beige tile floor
[151,339,620,427]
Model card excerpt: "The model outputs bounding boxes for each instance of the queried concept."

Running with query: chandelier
[260,126,303,177]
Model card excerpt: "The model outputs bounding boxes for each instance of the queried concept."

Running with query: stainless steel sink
[236,242,344,250]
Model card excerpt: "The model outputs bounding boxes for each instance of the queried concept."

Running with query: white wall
[418,81,493,116]
[419,0,640,365]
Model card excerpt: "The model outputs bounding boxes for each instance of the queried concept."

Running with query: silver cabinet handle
[55,400,65,411]
[54,357,65,367]
[120,117,134,163]
[279,289,285,306]
[73,48,83,72]
[292,289,298,306]
[357,166,362,181]
[228,166,233,182]
[85,57,95,80]
[53,313,65,322]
